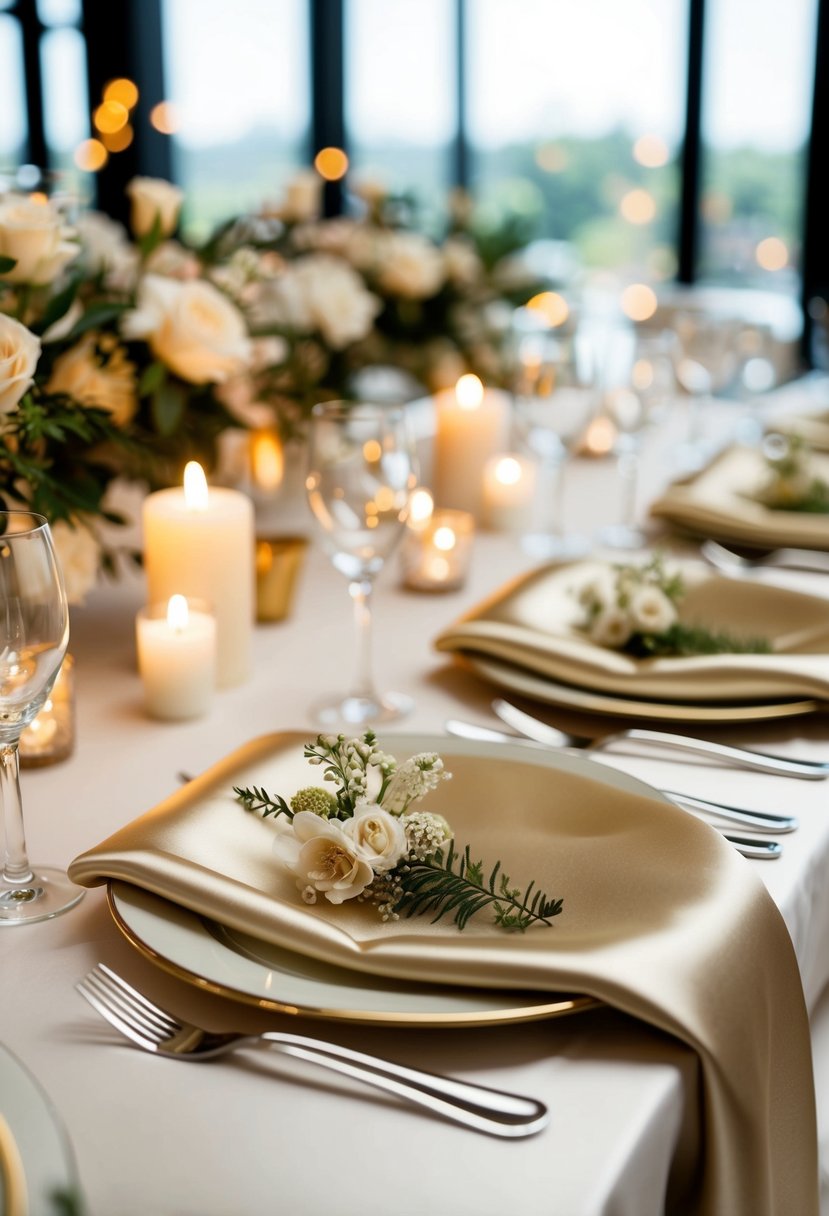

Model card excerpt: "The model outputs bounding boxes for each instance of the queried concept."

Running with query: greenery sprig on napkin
[578,554,771,657]
[235,732,562,932]
[758,433,829,514]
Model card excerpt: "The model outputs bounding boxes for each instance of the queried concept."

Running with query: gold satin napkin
[434,558,829,703]
[770,408,829,452]
[69,731,818,1216]
[650,444,829,550]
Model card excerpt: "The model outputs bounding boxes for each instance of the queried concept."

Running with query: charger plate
[0,1045,78,1216]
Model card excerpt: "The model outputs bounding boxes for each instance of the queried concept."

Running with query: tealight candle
[401,508,474,592]
[19,655,75,768]
[136,596,217,721]
[432,375,510,518]
[482,453,538,531]
[142,461,254,687]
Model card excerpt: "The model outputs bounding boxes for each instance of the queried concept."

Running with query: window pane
[161,0,310,238]
[41,27,89,164]
[0,15,26,165]
[700,0,817,293]
[36,0,81,25]
[467,0,687,283]
[346,0,455,214]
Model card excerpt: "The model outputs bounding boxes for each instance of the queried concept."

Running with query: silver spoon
[701,539,829,576]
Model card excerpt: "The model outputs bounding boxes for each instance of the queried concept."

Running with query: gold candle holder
[19,654,75,768]
[400,509,475,592]
[256,535,308,622]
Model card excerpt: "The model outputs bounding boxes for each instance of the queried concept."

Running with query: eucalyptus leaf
[151,380,187,437]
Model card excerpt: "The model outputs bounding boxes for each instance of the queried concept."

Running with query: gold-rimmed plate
[0,1044,79,1216]
[107,882,599,1027]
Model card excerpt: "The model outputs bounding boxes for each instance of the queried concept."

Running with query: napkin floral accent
[758,433,829,514]
[235,732,563,932]
[578,554,771,657]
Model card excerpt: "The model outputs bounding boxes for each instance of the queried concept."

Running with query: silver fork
[76,964,550,1139]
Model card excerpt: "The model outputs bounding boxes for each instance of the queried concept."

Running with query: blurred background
[1,0,827,368]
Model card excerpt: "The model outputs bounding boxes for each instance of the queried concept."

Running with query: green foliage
[627,623,772,658]
[394,843,563,932]
[234,785,293,821]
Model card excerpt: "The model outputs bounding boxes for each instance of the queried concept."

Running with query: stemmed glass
[305,401,417,726]
[0,511,83,925]
[510,309,598,558]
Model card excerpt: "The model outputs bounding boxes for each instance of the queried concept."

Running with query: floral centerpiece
[578,554,770,656]
[757,433,829,514]
[235,731,563,932]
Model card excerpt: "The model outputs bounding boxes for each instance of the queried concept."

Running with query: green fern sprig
[234,785,293,820]
[394,844,563,932]
[626,622,772,657]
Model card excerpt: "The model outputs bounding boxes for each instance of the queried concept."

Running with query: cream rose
[0,195,79,286]
[126,177,184,238]
[376,231,445,299]
[145,240,201,281]
[122,274,251,384]
[0,314,41,414]
[76,211,138,290]
[273,811,374,904]
[343,804,407,873]
[589,607,633,649]
[629,586,677,635]
[47,332,137,426]
[258,254,380,350]
[51,520,100,605]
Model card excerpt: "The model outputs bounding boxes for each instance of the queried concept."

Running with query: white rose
[628,586,677,635]
[76,211,138,290]
[443,237,483,287]
[122,274,251,384]
[343,804,407,873]
[0,195,79,286]
[145,239,201,281]
[126,177,183,238]
[258,255,381,350]
[0,314,41,414]
[47,332,137,426]
[376,232,445,299]
[589,607,633,650]
[51,520,100,605]
[279,171,322,223]
[274,811,374,904]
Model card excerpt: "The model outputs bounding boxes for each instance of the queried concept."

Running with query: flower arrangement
[578,554,770,656]
[758,433,829,514]
[235,731,563,932]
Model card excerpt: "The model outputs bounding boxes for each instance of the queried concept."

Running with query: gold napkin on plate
[434,558,829,703]
[69,730,817,1216]
[650,444,829,551]
[770,408,829,452]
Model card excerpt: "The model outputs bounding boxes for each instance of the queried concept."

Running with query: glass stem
[1,741,34,886]
[617,445,640,530]
[545,456,566,540]
[349,577,379,702]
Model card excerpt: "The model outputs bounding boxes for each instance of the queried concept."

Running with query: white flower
[443,237,483,287]
[0,194,79,286]
[126,176,183,238]
[123,274,251,384]
[375,231,445,299]
[144,239,201,281]
[628,586,677,635]
[402,811,453,861]
[381,753,451,814]
[273,811,374,905]
[46,332,137,426]
[342,804,407,873]
[257,254,381,350]
[0,314,40,415]
[76,211,138,289]
[589,607,633,650]
[51,519,100,605]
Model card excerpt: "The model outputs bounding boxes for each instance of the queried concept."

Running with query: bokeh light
[755,237,789,271]
[150,101,179,135]
[314,147,349,181]
[526,291,570,328]
[633,134,670,168]
[103,78,139,110]
[620,188,657,224]
[621,283,658,322]
[73,139,107,172]
[93,100,129,134]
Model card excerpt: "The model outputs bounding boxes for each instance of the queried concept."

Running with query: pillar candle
[482,453,538,531]
[136,596,217,720]
[142,462,254,687]
[432,375,511,518]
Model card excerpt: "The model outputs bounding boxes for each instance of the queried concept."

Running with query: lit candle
[136,595,217,721]
[19,655,75,768]
[432,374,511,518]
[482,453,538,531]
[250,428,284,494]
[401,508,474,592]
[142,462,254,687]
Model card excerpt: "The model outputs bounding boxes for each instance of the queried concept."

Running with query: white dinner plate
[461,653,820,724]
[0,1044,79,1216]
[106,746,675,1027]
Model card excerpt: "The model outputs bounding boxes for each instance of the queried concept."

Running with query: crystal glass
[672,307,740,466]
[510,309,598,558]
[0,511,83,925]
[305,402,417,726]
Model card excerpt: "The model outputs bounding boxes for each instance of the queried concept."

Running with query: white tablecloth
[2,387,829,1216]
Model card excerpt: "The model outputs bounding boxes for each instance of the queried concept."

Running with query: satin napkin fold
[69,731,818,1216]
[770,408,829,452]
[650,444,829,550]
[433,558,829,703]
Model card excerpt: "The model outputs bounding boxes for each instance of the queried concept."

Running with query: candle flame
[408,488,434,528]
[251,430,284,492]
[495,456,522,486]
[183,461,209,510]
[433,526,457,552]
[455,374,484,410]
[167,594,189,631]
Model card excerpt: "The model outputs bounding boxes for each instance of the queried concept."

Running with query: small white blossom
[382,753,451,814]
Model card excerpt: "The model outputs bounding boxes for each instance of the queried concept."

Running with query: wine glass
[305,401,417,726]
[0,511,83,925]
[510,309,598,558]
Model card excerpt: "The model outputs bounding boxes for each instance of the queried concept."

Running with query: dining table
[2,376,829,1216]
